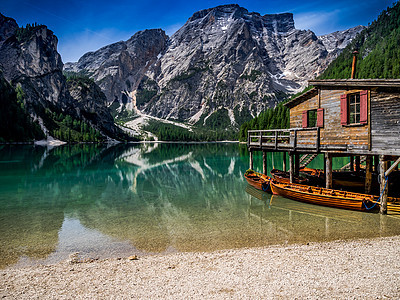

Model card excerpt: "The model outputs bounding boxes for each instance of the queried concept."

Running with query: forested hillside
[0,73,45,142]
[320,1,400,79]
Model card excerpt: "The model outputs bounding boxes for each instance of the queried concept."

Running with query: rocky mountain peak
[184,4,294,36]
[65,4,364,128]
[0,13,18,46]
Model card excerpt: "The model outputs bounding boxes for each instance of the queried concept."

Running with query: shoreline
[1,236,400,299]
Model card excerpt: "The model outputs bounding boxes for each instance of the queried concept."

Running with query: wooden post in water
[282,152,287,172]
[289,152,294,183]
[379,155,388,215]
[355,156,361,174]
[365,156,373,194]
[325,153,333,189]
[294,153,300,177]
[249,150,254,170]
[350,156,354,171]
[263,150,267,175]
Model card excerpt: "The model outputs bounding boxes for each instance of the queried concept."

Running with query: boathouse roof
[285,79,400,109]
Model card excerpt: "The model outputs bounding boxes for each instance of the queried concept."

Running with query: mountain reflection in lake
[0,143,400,268]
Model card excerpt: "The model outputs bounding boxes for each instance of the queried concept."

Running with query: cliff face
[65,29,168,109]
[66,5,364,127]
[0,13,128,141]
[67,77,125,139]
[0,20,70,111]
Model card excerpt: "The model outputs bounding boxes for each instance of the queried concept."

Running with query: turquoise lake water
[1,143,400,268]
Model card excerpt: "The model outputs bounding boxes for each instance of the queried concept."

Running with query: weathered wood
[365,156,373,194]
[289,153,294,184]
[262,151,267,175]
[379,155,388,215]
[294,153,300,177]
[325,153,333,189]
[290,89,369,149]
[385,157,400,177]
[371,90,400,153]
[309,79,400,88]
[355,156,361,174]
[351,51,358,79]
[282,152,287,172]
[249,150,253,171]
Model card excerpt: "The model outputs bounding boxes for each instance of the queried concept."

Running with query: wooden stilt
[355,156,361,174]
[294,153,300,177]
[249,150,254,170]
[263,151,267,175]
[325,153,333,189]
[282,152,287,172]
[379,155,388,215]
[289,152,294,183]
[350,156,354,171]
[365,156,372,194]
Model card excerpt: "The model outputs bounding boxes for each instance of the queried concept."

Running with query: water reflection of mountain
[1,143,400,268]
[0,143,254,265]
[75,143,254,253]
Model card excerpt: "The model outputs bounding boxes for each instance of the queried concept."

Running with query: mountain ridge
[65,4,363,129]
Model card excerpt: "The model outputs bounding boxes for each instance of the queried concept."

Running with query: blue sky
[0,0,395,63]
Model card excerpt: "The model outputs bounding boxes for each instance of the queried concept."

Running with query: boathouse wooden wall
[370,89,400,153]
[289,89,369,150]
[289,86,400,154]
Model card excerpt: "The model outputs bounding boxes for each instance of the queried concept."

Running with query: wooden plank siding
[289,89,369,150]
[371,89,400,153]
[319,89,369,149]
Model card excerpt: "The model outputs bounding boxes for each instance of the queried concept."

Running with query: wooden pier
[248,78,400,214]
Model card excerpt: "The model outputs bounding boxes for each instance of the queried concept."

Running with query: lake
[1,143,400,268]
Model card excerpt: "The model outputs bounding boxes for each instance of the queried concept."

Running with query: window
[307,109,317,127]
[302,108,324,128]
[340,90,368,125]
[348,93,360,124]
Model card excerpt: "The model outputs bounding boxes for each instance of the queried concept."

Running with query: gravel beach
[1,236,400,299]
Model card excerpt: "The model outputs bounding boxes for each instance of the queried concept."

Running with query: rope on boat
[363,175,389,210]
[262,180,270,192]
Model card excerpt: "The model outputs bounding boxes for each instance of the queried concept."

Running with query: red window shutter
[317,108,324,128]
[360,90,368,124]
[340,94,348,125]
[302,111,308,128]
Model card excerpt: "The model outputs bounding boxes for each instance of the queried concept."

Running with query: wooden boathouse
[247,78,400,214]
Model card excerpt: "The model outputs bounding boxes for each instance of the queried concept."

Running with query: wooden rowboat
[244,170,272,193]
[270,181,379,212]
[270,169,309,185]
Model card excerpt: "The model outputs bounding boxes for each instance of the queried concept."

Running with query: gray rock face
[67,78,126,139]
[0,13,18,47]
[65,4,364,126]
[0,20,69,110]
[65,29,168,106]
[0,14,127,140]
[319,25,365,55]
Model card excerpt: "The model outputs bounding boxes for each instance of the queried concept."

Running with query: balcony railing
[247,127,320,151]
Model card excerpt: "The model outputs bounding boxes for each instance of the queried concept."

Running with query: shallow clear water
[0,143,399,268]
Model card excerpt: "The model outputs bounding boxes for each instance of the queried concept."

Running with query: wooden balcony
[247,128,321,152]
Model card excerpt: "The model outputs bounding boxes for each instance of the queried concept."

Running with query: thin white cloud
[58,28,132,63]
[294,9,341,35]
[164,23,184,37]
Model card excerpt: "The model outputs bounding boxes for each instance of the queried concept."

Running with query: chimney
[351,50,359,79]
